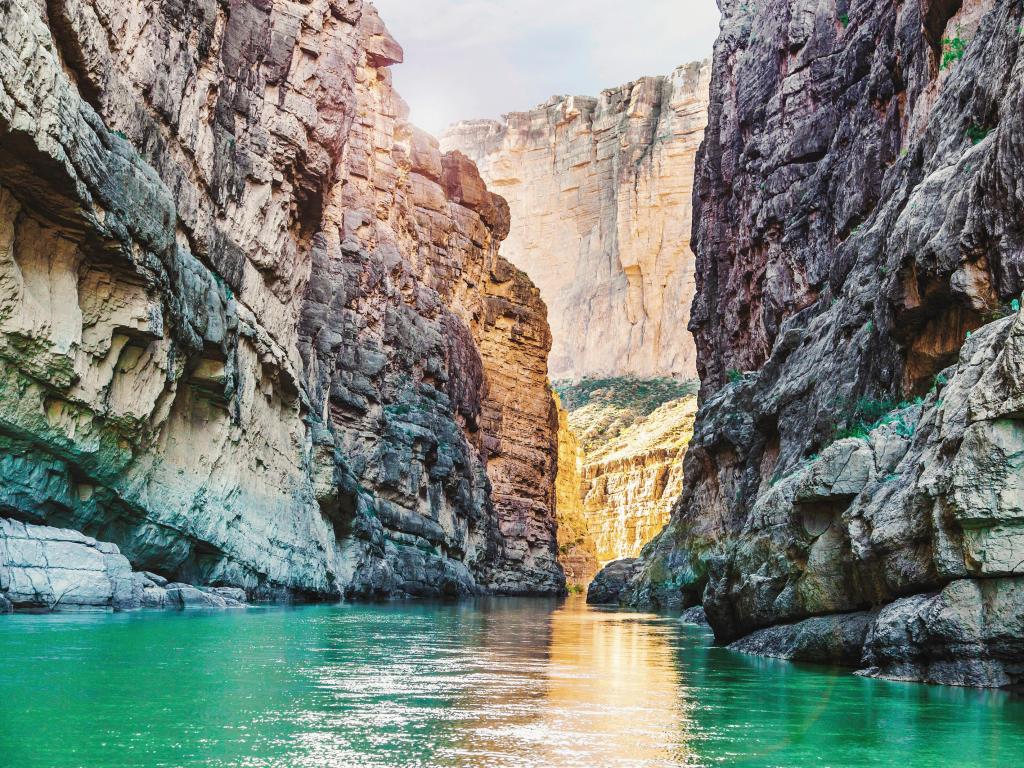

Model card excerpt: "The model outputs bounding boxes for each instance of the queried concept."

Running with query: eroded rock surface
[0,518,245,611]
[553,395,598,587]
[0,0,563,603]
[443,62,711,380]
[559,378,697,570]
[580,395,696,566]
[602,0,1024,686]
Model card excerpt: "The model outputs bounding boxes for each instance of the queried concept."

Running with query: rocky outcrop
[553,395,598,586]
[580,396,696,566]
[603,0,1024,686]
[0,518,139,610]
[0,518,246,610]
[443,62,711,381]
[0,0,562,603]
[586,557,640,605]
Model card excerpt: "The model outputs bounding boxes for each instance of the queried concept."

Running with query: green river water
[0,596,1021,767]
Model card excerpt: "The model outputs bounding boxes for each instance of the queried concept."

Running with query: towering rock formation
[443,61,711,381]
[0,0,563,609]
[597,0,1024,687]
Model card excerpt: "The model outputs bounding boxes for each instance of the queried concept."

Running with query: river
[1,597,1021,767]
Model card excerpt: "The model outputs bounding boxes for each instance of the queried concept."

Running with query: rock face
[0,518,246,611]
[553,395,598,587]
[0,518,139,610]
[557,378,697,570]
[586,558,640,605]
[580,395,696,566]
[443,62,711,381]
[0,0,563,603]
[603,0,1024,686]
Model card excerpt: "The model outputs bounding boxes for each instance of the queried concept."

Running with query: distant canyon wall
[554,380,697,582]
[0,0,563,608]
[443,62,711,381]
[580,396,696,567]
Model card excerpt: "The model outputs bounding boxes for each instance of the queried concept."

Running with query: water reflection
[0,598,1022,767]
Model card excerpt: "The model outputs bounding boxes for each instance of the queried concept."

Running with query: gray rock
[586,559,640,605]
[206,587,247,604]
[679,606,709,626]
[165,584,230,609]
[139,585,171,609]
[0,519,140,611]
[141,571,169,587]
[0,593,12,613]
[859,578,1024,688]
[729,612,876,666]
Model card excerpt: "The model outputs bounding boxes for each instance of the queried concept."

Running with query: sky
[371,0,722,136]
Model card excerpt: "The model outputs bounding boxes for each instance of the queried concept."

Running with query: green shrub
[966,123,990,145]
[839,13,850,27]
[941,35,967,69]
[726,368,744,384]
[831,396,918,442]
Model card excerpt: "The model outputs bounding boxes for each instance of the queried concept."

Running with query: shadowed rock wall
[0,0,563,604]
[596,0,1024,687]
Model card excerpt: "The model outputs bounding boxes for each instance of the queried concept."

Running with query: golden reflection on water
[449,597,691,767]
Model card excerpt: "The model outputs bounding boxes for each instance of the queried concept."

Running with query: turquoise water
[0,597,1021,767]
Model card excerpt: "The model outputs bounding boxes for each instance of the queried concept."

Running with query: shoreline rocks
[0,518,248,612]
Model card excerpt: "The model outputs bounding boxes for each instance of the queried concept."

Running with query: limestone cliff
[581,396,696,567]
[0,0,563,608]
[442,62,711,381]
[596,0,1024,687]
[557,378,696,570]
[553,394,597,587]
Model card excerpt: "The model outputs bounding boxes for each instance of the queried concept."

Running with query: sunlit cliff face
[442,61,711,382]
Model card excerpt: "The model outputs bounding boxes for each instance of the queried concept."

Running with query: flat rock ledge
[728,577,1024,688]
[0,519,247,612]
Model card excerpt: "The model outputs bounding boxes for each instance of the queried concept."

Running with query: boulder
[586,559,640,605]
[0,519,140,611]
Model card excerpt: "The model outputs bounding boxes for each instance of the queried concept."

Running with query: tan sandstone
[443,61,711,381]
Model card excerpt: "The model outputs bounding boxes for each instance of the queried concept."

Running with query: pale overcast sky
[371,0,721,135]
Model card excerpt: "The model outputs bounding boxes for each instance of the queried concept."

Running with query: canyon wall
[596,0,1024,687]
[0,0,563,609]
[442,62,711,381]
[580,396,696,567]
[553,394,597,587]
[555,378,696,575]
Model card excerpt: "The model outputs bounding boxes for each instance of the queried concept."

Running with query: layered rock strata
[580,396,696,566]
[0,0,563,606]
[0,518,247,610]
[443,62,711,380]
[597,0,1024,687]
[557,379,697,571]
[553,395,598,586]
